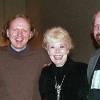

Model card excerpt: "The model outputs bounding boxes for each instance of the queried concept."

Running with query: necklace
[55,75,66,100]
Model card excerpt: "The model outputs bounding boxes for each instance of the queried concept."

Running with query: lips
[15,36,23,42]
[96,33,100,40]
[54,55,62,60]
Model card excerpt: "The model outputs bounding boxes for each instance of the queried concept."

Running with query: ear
[29,31,34,39]
[67,49,70,55]
[6,29,10,38]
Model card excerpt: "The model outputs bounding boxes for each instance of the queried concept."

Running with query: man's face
[94,13,100,45]
[7,17,32,49]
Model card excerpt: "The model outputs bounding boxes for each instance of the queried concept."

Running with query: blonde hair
[43,27,74,50]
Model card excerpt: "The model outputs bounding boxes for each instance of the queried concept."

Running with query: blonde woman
[39,27,88,100]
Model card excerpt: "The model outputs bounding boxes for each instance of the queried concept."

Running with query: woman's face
[46,40,69,67]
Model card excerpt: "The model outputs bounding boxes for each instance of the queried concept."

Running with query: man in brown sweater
[0,14,50,100]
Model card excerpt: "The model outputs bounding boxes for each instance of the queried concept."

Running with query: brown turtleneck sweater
[0,46,50,100]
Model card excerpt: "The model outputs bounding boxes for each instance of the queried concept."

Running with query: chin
[16,46,23,49]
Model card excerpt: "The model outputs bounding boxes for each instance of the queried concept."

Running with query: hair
[43,27,74,50]
[2,14,36,39]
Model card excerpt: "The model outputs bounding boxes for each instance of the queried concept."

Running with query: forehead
[9,17,30,27]
[94,14,100,25]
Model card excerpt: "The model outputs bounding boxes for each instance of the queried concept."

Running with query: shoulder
[70,58,87,68]
[0,46,8,53]
[72,62,88,82]
[0,46,8,50]
[30,47,50,62]
[41,63,53,75]
[31,48,49,57]
[41,64,52,72]
[40,66,51,79]
[93,49,100,56]
[75,62,87,67]
[88,49,100,73]
[67,57,87,70]
[72,61,87,73]
[89,49,100,60]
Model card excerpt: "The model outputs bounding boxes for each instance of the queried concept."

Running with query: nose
[17,30,23,37]
[97,26,100,32]
[55,48,60,53]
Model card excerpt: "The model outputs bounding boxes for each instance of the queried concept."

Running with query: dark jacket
[87,49,100,84]
[39,58,88,100]
[87,49,100,100]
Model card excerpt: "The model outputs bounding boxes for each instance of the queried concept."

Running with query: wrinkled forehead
[9,17,30,28]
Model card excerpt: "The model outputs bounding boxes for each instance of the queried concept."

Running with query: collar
[11,45,27,52]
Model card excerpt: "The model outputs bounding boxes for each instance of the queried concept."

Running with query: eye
[21,29,28,34]
[23,29,28,33]
[50,46,54,49]
[94,24,100,29]
[12,29,17,32]
[60,45,65,48]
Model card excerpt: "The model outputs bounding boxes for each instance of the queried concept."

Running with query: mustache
[96,33,100,39]
[96,33,100,37]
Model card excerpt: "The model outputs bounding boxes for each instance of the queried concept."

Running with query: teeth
[54,55,62,60]
[16,38,23,42]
